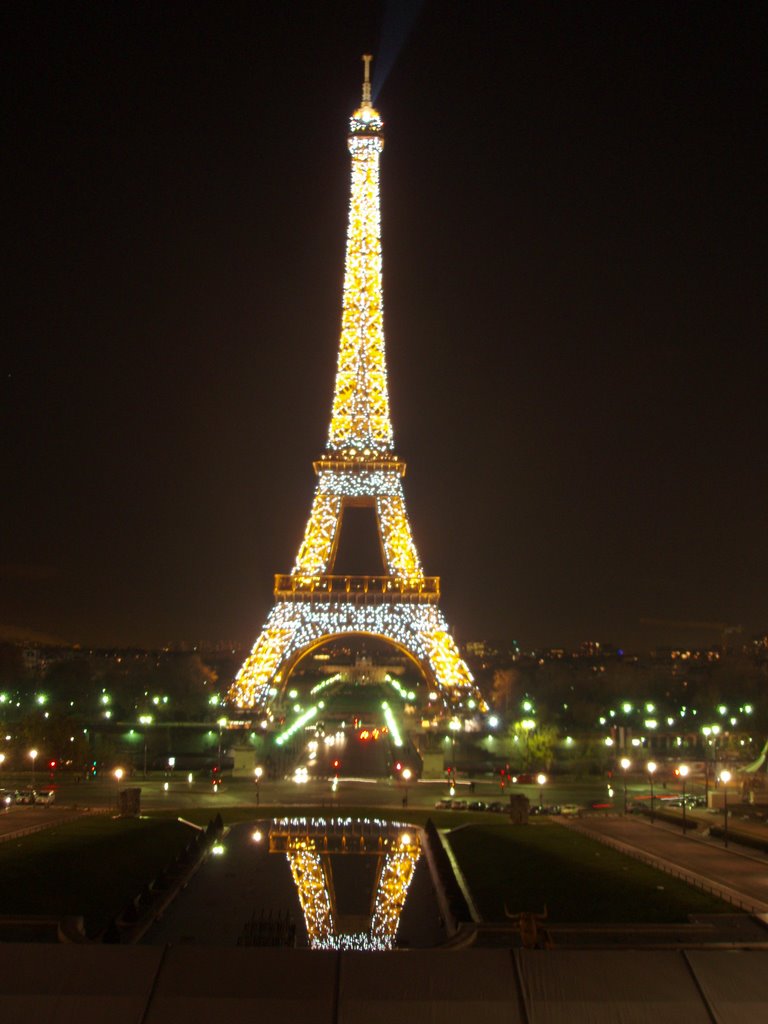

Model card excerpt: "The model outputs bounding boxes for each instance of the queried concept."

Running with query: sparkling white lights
[272,816,419,950]
[227,62,481,716]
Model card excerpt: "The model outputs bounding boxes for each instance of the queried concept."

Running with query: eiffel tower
[229,57,485,717]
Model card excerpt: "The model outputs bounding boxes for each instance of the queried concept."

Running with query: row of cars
[435,797,586,817]
[0,788,56,807]
[434,798,507,812]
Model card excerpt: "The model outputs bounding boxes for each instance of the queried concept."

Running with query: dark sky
[3,1,766,652]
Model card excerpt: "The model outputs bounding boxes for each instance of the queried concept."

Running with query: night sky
[3,2,766,652]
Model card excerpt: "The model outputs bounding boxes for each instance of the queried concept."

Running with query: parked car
[467,800,487,811]
[530,804,560,816]
[0,789,13,808]
[558,803,583,817]
[487,801,505,813]
[451,799,468,810]
[35,789,56,806]
[434,798,453,809]
[15,789,37,805]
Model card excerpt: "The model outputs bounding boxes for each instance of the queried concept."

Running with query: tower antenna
[362,54,372,104]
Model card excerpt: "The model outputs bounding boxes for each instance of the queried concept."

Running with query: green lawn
[0,815,193,935]
[446,822,732,922]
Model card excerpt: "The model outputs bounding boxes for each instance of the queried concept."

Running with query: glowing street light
[679,764,689,834]
[647,761,657,823]
[720,769,732,847]
[138,715,153,778]
[536,772,547,808]
[620,757,631,815]
[29,748,38,788]
[402,766,412,808]
[114,766,124,809]
[254,765,263,806]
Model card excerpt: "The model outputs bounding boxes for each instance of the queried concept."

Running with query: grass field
[446,821,732,922]
[0,815,193,935]
[0,808,732,937]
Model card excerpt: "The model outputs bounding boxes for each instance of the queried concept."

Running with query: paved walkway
[564,813,768,912]
[0,805,104,842]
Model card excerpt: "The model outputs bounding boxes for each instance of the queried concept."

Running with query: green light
[275,705,319,746]
[381,701,403,747]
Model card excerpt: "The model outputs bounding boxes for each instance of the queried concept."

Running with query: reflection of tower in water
[270,817,420,950]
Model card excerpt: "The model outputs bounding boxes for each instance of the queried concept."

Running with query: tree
[491,668,520,715]
[527,725,559,771]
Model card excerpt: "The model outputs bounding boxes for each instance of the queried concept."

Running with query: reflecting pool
[145,816,446,949]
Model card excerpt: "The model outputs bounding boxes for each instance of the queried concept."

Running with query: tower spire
[362,53,372,105]
[328,54,390,455]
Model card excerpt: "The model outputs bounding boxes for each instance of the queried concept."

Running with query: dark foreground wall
[0,944,766,1022]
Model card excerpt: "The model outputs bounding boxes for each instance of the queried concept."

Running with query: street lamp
[254,765,263,806]
[402,767,412,807]
[620,757,631,814]
[702,726,712,804]
[679,764,689,834]
[720,769,731,847]
[536,772,547,808]
[217,717,228,774]
[29,748,38,788]
[138,715,153,778]
[647,761,657,823]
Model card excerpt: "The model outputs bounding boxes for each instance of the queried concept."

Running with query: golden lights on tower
[228,57,485,716]
[272,817,420,951]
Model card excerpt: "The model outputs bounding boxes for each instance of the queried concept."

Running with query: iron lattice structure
[229,58,485,715]
[271,817,420,951]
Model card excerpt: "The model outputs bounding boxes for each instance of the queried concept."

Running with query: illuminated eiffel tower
[229,57,485,716]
